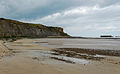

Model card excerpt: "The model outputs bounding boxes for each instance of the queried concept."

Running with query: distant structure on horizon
[115,36,120,38]
[100,35,113,38]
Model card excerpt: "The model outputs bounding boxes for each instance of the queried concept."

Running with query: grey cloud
[29,4,120,36]
[0,0,120,36]
[0,0,120,19]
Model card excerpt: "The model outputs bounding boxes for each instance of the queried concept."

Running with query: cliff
[0,18,69,38]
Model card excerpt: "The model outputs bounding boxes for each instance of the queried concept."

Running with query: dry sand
[0,38,120,74]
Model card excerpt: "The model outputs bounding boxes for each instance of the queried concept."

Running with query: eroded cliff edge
[0,18,69,38]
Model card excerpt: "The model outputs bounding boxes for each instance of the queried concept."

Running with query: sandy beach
[0,38,120,74]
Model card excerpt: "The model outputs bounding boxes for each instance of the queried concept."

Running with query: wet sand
[0,38,120,74]
[32,38,120,50]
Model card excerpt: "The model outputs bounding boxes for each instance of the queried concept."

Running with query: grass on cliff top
[0,18,62,30]
[0,18,47,29]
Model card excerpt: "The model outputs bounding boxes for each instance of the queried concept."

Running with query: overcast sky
[0,0,120,37]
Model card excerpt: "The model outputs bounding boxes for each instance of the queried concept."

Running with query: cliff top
[0,18,61,29]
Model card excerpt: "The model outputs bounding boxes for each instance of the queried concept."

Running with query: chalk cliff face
[0,18,69,38]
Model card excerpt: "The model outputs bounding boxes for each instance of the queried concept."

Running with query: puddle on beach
[13,50,90,64]
[11,47,109,65]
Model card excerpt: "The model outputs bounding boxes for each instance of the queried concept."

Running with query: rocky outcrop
[0,18,69,38]
[0,41,11,58]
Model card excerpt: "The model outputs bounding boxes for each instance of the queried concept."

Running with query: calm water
[34,38,120,50]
